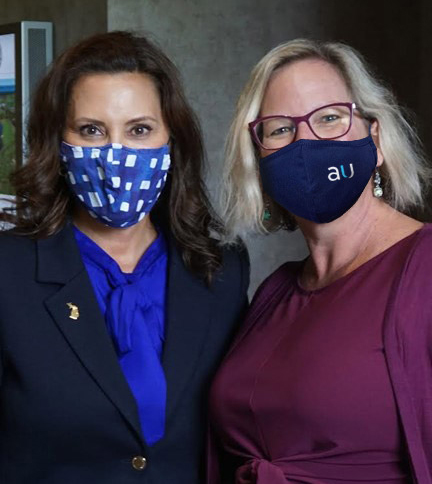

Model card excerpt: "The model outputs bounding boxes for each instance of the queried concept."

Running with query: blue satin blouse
[73,226,168,445]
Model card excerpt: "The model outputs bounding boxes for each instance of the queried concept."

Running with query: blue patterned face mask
[60,142,171,228]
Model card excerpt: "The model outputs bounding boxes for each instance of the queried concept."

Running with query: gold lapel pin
[66,302,80,320]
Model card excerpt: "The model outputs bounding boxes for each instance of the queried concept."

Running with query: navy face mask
[259,134,378,224]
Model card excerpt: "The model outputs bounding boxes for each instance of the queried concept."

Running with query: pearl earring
[373,169,383,198]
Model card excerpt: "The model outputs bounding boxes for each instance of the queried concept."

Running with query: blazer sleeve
[0,342,3,388]
[237,241,250,315]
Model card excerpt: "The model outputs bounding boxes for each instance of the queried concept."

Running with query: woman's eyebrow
[126,115,158,124]
[73,117,106,125]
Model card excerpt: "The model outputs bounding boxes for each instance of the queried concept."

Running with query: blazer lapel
[162,236,213,420]
[37,225,144,445]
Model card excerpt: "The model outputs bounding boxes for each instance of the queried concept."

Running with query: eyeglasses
[249,102,356,150]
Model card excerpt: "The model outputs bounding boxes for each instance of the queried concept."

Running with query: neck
[73,208,158,273]
[297,190,422,290]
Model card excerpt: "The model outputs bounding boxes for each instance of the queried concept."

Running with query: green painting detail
[0,93,16,195]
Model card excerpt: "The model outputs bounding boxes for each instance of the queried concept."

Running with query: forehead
[68,72,161,113]
[261,58,352,116]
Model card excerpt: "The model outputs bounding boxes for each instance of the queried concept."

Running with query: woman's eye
[79,124,102,136]
[131,125,152,136]
[321,114,340,123]
[270,126,294,137]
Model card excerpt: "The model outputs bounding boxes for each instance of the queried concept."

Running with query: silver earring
[373,169,383,198]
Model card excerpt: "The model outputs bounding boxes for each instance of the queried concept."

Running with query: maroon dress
[209,230,422,483]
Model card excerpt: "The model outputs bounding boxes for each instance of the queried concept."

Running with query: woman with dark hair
[0,31,248,484]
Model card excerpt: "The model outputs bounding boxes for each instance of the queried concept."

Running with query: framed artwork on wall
[0,21,53,196]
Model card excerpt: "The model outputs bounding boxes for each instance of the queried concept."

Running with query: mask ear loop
[166,136,174,174]
[58,160,68,177]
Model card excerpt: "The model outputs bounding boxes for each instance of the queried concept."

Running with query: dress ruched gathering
[209,230,422,484]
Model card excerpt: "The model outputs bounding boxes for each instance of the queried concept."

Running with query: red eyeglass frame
[248,102,357,149]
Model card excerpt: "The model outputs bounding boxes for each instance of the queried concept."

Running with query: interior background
[1,0,430,293]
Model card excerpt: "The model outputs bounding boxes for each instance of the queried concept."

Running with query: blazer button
[131,455,147,471]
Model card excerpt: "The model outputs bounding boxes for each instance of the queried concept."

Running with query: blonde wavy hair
[221,39,430,241]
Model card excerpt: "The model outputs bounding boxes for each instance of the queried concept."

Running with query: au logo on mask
[328,164,354,181]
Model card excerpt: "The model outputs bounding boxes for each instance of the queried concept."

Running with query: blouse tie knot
[236,458,287,484]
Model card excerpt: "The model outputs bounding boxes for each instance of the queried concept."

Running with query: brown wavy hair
[1,31,223,282]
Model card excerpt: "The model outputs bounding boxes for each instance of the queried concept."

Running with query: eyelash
[130,124,153,136]
[79,124,102,136]
[77,124,153,137]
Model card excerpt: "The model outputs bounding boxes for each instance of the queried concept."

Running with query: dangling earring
[373,169,383,198]
[263,198,272,221]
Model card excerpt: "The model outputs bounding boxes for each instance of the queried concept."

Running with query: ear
[370,120,384,167]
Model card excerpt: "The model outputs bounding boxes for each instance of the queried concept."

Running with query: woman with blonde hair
[208,39,432,483]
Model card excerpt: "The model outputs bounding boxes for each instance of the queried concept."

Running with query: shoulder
[385,225,432,369]
[165,234,250,302]
[213,241,250,299]
[220,241,249,277]
[0,231,40,297]
[227,260,302,348]
[389,224,432,334]
[401,223,432,276]
[0,225,79,283]
[0,230,36,263]
[411,223,432,247]
[250,259,302,306]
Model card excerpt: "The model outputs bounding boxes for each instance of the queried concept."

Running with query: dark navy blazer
[0,224,249,484]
